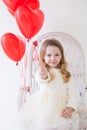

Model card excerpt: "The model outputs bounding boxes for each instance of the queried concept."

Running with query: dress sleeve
[66,76,79,110]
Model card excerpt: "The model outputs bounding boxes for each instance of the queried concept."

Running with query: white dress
[18,68,79,130]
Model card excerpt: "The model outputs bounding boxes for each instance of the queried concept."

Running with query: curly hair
[39,38,71,83]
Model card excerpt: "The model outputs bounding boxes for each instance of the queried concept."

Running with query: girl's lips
[50,62,56,64]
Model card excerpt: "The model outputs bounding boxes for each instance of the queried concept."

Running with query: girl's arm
[66,76,79,110]
[61,76,79,118]
[38,62,48,79]
[35,62,51,83]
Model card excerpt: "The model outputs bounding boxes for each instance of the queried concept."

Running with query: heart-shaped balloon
[2,0,40,12]
[2,0,26,11]
[15,5,44,38]
[1,33,26,62]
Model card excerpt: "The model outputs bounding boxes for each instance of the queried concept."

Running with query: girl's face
[44,46,62,68]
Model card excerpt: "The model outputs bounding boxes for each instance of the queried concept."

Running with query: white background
[0,0,87,129]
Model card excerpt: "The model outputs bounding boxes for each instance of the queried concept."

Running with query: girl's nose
[51,56,55,60]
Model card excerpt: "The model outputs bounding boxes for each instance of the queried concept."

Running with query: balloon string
[19,39,32,96]
[23,53,27,87]
[19,53,27,88]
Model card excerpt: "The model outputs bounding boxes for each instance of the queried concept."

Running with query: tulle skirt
[18,90,79,130]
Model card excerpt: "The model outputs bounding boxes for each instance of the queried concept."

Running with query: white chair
[18,32,87,130]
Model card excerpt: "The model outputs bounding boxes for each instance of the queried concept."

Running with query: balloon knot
[27,39,29,42]
[16,62,18,65]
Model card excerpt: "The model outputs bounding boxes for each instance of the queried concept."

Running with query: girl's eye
[47,54,51,57]
[55,54,59,56]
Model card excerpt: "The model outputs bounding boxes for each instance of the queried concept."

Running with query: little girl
[19,39,79,130]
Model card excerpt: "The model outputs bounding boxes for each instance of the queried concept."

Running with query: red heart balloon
[2,0,40,12]
[15,5,44,38]
[2,0,26,11]
[1,33,26,62]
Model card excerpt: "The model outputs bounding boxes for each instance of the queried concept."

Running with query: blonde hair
[39,39,71,83]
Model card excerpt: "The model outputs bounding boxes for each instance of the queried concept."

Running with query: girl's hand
[38,62,48,79]
[61,107,74,118]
